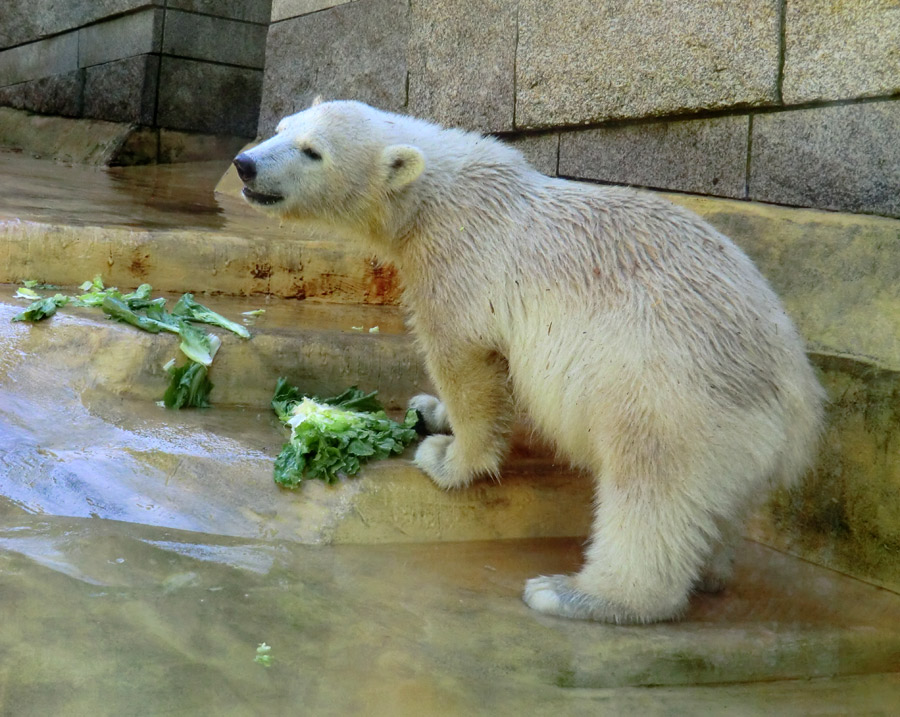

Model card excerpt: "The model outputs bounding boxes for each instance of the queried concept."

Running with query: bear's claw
[408,394,451,435]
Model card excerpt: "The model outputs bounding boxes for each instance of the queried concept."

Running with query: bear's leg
[524,450,722,623]
[412,350,513,489]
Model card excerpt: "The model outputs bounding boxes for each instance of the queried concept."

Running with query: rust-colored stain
[129,252,151,277]
[289,281,308,301]
[363,262,401,305]
[251,263,273,280]
[275,264,401,304]
[290,273,340,301]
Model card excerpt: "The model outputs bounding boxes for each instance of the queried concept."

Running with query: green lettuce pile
[271,380,419,487]
[12,276,250,408]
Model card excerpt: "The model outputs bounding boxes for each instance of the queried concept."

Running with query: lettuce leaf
[163,361,214,409]
[12,294,69,322]
[10,277,252,409]
[173,293,251,339]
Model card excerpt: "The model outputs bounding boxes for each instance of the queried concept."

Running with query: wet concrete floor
[3,507,900,716]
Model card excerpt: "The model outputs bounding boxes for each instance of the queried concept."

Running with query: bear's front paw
[414,434,471,489]
[408,393,452,435]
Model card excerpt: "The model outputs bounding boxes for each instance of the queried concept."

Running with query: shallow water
[0,150,346,247]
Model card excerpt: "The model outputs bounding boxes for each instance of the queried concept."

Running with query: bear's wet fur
[238,100,825,624]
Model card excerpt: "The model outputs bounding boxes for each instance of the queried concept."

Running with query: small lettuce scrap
[271,380,419,487]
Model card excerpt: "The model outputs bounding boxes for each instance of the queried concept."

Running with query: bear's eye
[302,146,322,161]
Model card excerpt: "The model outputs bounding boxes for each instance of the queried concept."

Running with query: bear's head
[234,100,426,237]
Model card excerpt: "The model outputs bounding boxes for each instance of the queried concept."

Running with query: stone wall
[260,0,900,219]
[0,1,272,158]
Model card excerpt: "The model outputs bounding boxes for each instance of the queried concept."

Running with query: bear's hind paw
[523,575,637,624]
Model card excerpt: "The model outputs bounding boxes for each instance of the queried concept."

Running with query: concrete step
[0,151,398,304]
[1,292,586,542]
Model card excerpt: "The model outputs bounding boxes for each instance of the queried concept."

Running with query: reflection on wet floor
[0,151,225,229]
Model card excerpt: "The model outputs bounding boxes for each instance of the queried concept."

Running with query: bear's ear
[382,145,425,190]
[311,95,324,107]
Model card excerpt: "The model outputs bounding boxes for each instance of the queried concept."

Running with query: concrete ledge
[667,193,900,369]
[0,221,401,303]
[0,107,137,163]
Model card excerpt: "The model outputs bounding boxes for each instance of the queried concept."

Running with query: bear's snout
[233,153,257,183]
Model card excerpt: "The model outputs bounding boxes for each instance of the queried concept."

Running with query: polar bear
[235,100,825,624]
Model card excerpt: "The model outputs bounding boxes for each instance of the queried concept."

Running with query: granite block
[502,133,559,176]
[0,70,84,117]
[258,0,408,136]
[0,32,78,86]
[78,8,163,68]
[157,57,262,136]
[559,115,749,198]
[162,10,267,68]
[83,55,159,125]
[783,0,900,104]
[270,0,351,22]
[407,0,516,133]
[750,102,900,218]
[516,0,780,129]
[0,1,160,49]
[166,0,273,24]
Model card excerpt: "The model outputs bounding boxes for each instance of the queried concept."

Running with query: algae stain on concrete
[751,353,900,591]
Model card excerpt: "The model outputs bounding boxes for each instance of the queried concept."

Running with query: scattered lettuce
[101,295,172,334]
[175,321,221,367]
[271,380,419,487]
[10,277,251,409]
[14,287,42,300]
[22,280,61,290]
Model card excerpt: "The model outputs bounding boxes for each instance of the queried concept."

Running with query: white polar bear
[235,100,825,624]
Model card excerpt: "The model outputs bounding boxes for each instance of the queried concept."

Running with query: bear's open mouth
[242,187,284,206]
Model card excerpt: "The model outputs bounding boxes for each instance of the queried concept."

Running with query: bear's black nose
[233,153,257,182]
